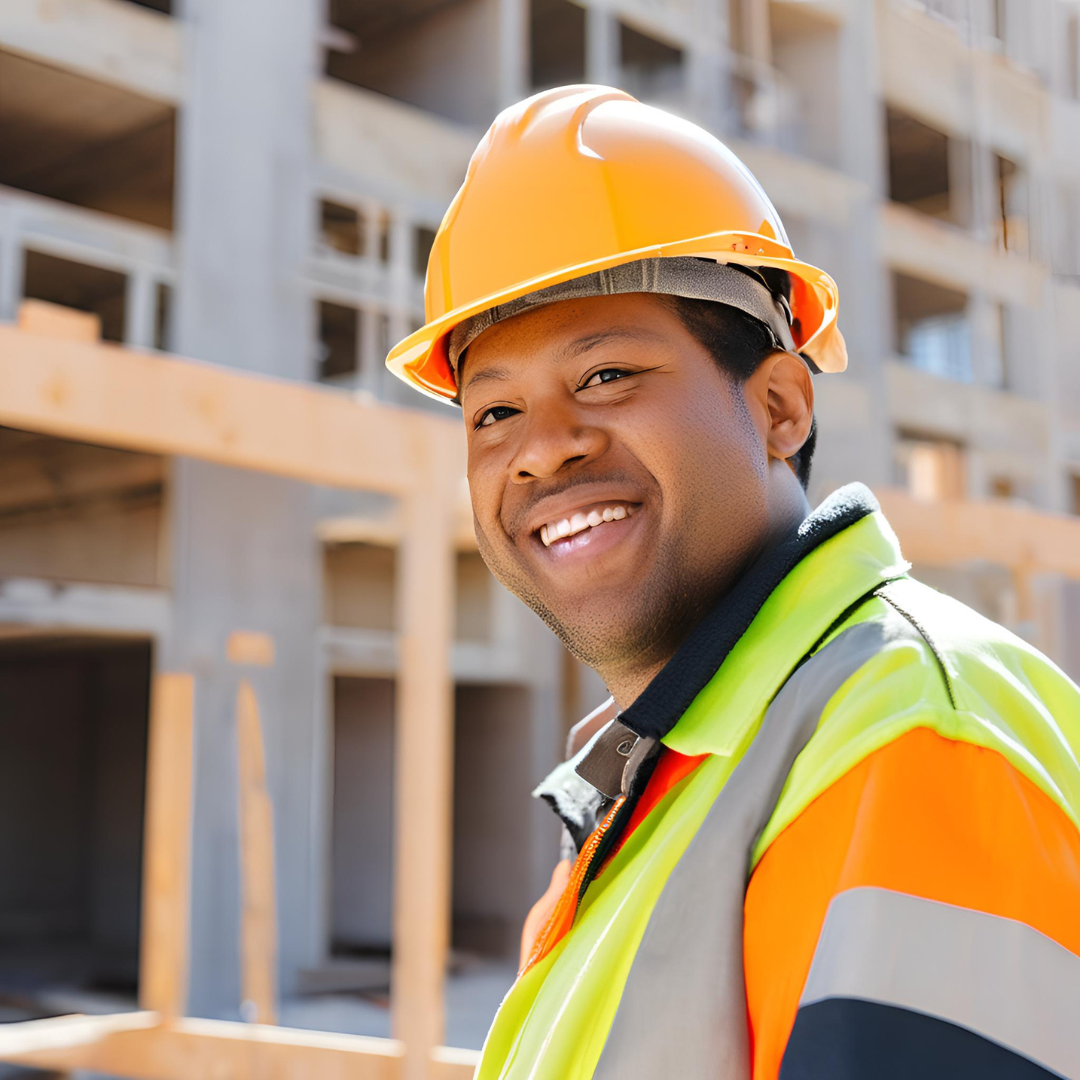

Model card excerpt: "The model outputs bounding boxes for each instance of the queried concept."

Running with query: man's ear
[750,351,814,462]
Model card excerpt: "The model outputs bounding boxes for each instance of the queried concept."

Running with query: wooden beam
[316,504,477,553]
[0,1011,159,1059]
[237,679,279,1025]
[227,631,276,668]
[0,318,465,496]
[139,673,195,1019]
[18,298,101,342]
[876,487,1080,581]
[391,482,457,1080]
[0,1015,481,1080]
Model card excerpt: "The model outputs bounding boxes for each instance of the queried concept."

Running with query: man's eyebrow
[462,366,511,395]
[462,326,662,395]
[557,326,664,361]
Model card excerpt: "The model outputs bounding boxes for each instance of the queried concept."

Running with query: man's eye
[582,368,632,388]
[478,405,519,428]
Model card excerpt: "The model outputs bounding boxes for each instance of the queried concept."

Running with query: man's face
[460,293,775,673]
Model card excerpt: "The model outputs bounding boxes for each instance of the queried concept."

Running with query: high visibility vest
[477,484,1080,1080]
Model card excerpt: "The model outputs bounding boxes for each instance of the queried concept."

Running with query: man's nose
[510,399,609,483]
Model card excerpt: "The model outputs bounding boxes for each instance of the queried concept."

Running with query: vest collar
[621,482,886,743]
[538,484,908,845]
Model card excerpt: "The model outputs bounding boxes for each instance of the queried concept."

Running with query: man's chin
[526,590,673,671]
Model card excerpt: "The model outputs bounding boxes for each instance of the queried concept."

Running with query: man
[386,86,1080,1079]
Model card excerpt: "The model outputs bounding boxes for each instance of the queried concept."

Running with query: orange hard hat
[386,85,846,401]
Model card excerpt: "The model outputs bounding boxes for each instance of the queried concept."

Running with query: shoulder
[754,577,1080,864]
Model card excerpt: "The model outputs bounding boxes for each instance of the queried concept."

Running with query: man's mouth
[538,502,640,548]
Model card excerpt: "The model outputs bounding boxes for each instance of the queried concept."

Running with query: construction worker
[386,86,1080,1079]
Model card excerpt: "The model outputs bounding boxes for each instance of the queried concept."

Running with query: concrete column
[740,0,772,66]
[826,0,893,491]
[586,6,619,86]
[387,211,414,359]
[0,209,24,322]
[687,0,727,131]
[968,291,1004,387]
[359,302,379,394]
[168,0,322,1018]
[125,269,156,349]
[496,0,529,107]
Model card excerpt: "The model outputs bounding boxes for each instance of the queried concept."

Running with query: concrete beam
[0,0,182,103]
[880,202,1046,303]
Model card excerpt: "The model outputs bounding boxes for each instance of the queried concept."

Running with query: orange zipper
[519,795,626,976]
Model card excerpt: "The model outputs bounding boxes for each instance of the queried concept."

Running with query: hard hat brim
[387,230,845,403]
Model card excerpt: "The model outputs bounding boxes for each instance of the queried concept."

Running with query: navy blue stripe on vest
[780,998,1066,1080]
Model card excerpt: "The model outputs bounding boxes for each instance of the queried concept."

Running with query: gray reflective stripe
[801,886,1080,1079]
[594,608,917,1080]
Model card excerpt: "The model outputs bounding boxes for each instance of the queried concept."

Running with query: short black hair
[662,294,816,490]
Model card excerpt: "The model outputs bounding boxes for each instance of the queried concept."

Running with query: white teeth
[539,504,638,547]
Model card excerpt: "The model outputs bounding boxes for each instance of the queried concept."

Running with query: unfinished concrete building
[0,0,1079,1073]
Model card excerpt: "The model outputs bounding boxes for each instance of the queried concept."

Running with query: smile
[539,502,640,547]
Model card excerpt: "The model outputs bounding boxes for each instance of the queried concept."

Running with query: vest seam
[877,583,959,710]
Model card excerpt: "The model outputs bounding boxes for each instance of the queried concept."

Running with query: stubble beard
[475,522,726,684]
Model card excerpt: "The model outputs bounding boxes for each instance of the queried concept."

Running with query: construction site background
[0,1,1078,1078]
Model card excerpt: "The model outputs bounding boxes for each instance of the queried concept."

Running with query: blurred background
[0,0,1079,1069]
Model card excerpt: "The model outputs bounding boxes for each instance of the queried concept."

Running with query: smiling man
[386,87,1080,1080]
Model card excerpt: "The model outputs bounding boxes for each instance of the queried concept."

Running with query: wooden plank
[391,483,457,1080]
[0,320,465,496]
[431,1045,482,1079]
[236,679,279,1025]
[0,1014,478,1080]
[876,487,1080,580]
[18,299,101,342]
[227,631,276,667]
[0,1011,159,1059]
[0,1016,404,1080]
[139,674,195,1019]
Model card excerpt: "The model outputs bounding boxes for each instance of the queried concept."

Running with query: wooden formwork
[0,303,473,1079]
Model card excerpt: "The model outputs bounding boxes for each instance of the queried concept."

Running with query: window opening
[894,432,966,501]
[317,300,360,381]
[993,153,1028,257]
[22,250,127,344]
[892,271,972,382]
[886,106,966,226]
[154,282,172,353]
[618,22,685,106]
[0,50,175,230]
[319,200,363,257]
[414,226,437,279]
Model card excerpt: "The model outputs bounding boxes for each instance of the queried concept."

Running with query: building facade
[0,0,1078,1055]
